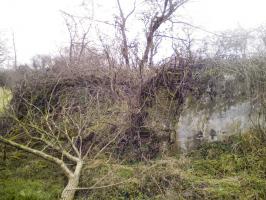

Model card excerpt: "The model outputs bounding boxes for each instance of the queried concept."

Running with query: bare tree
[0,38,7,66]
[148,35,162,67]
[73,0,190,77]
[115,0,136,68]
[171,27,195,63]
[98,33,116,69]
[12,32,17,69]
[213,28,251,59]
[138,0,190,82]
[32,54,52,70]
[61,10,92,66]
[0,85,124,200]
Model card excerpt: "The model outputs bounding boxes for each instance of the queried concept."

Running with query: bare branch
[116,0,136,68]
[0,136,74,178]
[139,0,190,81]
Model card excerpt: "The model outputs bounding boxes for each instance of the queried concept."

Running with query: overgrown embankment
[0,56,266,199]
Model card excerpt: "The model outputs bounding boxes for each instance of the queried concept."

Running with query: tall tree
[139,0,190,82]
[115,0,136,68]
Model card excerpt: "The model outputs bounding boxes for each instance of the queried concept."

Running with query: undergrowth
[185,130,266,200]
[1,129,265,199]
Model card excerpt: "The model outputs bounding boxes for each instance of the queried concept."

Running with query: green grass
[0,149,64,200]
[0,130,265,200]
[0,179,61,200]
[77,131,265,199]
[184,131,266,200]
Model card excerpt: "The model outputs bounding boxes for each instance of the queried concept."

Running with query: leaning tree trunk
[61,161,83,200]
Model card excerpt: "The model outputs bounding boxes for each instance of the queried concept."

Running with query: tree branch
[0,136,74,178]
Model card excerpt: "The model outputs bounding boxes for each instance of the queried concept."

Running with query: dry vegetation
[0,53,265,199]
[0,0,266,199]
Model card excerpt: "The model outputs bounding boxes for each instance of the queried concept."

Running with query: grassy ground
[0,131,265,200]
[0,149,64,200]
[78,132,265,200]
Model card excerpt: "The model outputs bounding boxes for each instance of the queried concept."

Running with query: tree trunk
[61,161,83,200]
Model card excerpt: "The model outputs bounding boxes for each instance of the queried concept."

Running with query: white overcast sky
[1,0,266,64]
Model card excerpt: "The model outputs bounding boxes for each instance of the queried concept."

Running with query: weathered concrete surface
[177,101,252,150]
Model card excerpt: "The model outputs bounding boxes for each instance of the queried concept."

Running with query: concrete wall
[177,101,252,151]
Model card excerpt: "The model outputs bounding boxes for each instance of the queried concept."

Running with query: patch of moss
[117,167,134,179]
